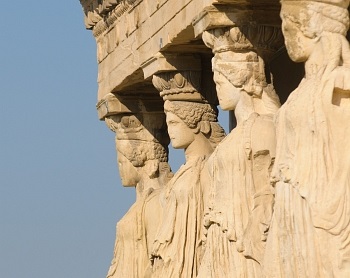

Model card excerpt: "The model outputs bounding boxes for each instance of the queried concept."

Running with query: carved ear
[200,121,211,135]
[144,159,159,178]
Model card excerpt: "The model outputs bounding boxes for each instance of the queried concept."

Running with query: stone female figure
[198,26,281,277]
[105,113,172,278]
[264,1,350,277]
[151,100,225,278]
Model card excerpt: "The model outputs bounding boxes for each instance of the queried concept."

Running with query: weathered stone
[264,1,350,277]
[104,93,172,277]
[79,1,350,277]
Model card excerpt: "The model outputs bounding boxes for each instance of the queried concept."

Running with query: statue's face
[281,7,315,62]
[166,112,195,149]
[213,70,242,111]
[117,151,140,187]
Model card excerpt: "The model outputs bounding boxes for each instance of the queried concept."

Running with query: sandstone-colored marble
[192,5,281,38]
[103,94,172,278]
[142,53,201,80]
[264,1,350,277]
[198,25,281,278]
[151,99,225,277]
[82,0,216,100]
[79,1,350,277]
[147,61,223,276]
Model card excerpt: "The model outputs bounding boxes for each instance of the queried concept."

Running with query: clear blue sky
[0,1,228,277]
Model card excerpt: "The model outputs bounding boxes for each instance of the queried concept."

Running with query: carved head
[280,0,350,62]
[115,139,168,186]
[164,100,225,150]
[203,26,281,114]
[213,52,266,110]
[203,27,272,110]
[105,114,169,187]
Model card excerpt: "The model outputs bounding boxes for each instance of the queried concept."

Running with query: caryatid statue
[264,0,350,277]
[103,94,173,278]
[198,26,282,277]
[150,70,226,277]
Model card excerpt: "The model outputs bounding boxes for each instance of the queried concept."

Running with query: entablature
[80,0,289,116]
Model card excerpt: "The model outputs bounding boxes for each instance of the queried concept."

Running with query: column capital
[96,93,164,120]
[192,4,281,38]
[202,25,284,63]
[141,53,202,80]
[143,53,218,105]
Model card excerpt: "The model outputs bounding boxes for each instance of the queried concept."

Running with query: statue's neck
[135,174,159,200]
[184,133,213,162]
[234,93,262,125]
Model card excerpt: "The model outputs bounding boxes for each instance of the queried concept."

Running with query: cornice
[80,0,142,35]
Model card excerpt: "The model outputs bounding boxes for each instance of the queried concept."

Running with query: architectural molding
[96,92,164,119]
[144,53,218,104]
